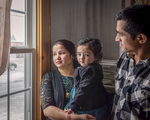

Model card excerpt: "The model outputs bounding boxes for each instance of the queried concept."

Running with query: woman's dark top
[70,62,109,111]
[40,69,74,120]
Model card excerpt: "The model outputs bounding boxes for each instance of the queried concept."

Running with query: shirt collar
[126,52,150,67]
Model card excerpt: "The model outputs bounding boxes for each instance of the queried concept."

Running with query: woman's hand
[80,114,96,120]
[64,109,73,114]
[71,114,96,120]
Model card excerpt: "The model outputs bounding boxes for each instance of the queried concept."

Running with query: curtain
[0,0,11,76]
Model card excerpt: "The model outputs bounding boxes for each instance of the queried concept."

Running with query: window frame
[0,0,36,119]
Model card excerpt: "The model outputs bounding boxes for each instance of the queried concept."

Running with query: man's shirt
[112,53,150,120]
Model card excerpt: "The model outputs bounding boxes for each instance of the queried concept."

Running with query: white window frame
[0,0,36,119]
[10,48,36,120]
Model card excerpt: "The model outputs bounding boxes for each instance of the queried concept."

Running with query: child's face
[77,45,96,66]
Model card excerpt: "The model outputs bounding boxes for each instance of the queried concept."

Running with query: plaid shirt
[112,53,150,120]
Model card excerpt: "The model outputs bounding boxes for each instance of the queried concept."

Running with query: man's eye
[119,33,123,36]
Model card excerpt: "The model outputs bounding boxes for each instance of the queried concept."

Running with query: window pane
[11,0,25,12]
[10,53,31,93]
[0,70,7,95]
[10,92,24,120]
[0,97,7,120]
[11,12,25,47]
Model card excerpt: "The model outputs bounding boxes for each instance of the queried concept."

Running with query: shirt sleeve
[40,72,55,110]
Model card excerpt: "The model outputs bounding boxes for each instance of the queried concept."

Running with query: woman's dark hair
[115,4,150,41]
[52,39,75,57]
[77,38,103,63]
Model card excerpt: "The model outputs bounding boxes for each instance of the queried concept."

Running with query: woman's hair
[77,38,103,62]
[52,39,75,57]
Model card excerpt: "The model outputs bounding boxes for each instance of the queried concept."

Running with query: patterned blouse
[61,75,74,106]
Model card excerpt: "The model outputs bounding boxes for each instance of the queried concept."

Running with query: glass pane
[11,0,25,12]
[10,92,24,120]
[9,53,32,93]
[0,97,7,120]
[0,70,7,95]
[11,12,25,47]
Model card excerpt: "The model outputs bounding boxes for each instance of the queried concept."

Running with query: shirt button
[128,80,131,83]
[141,91,146,96]
[130,66,133,68]
[80,107,82,109]
[117,109,120,112]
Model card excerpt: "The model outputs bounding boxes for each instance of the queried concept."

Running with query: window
[0,0,36,120]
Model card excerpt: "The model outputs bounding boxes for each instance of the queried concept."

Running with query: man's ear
[136,33,147,44]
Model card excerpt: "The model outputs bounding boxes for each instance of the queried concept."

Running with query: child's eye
[85,54,89,57]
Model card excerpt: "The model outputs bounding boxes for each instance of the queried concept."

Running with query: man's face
[115,20,140,53]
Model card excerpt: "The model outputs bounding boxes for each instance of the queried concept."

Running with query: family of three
[40,4,150,120]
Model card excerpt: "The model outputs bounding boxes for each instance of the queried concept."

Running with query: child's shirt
[70,62,109,112]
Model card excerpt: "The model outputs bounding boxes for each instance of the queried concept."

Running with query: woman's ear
[71,55,75,60]
[136,33,147,44]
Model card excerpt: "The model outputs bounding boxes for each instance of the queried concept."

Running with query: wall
[51,0,130,70]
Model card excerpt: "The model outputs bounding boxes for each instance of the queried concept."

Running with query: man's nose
[115,33,120,41]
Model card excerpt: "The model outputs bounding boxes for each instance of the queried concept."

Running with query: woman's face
[52,44,73,69]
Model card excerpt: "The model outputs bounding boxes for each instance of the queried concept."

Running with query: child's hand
[64,109,72,114]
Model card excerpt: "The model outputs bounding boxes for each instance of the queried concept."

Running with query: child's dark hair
[77,38,103,62]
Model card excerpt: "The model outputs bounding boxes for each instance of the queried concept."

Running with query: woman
[40,39,96,120]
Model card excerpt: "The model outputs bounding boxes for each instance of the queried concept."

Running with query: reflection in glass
[0,70,7,96]
[0,97,7,120]
[11,0,25,12]
[10,12,25,47]
[10,92,24,120]
[10,55,24,93]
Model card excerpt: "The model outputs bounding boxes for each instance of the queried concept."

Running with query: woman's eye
[59,52,65,55]
[78,53,81,56]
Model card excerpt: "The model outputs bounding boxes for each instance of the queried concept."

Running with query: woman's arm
[44,106,96,120]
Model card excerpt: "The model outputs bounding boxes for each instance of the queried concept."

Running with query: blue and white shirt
[112,53,150,120]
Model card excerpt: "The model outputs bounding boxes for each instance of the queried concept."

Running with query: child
[65,38,111,120]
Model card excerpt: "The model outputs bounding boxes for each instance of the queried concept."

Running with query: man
[111,4,150,120]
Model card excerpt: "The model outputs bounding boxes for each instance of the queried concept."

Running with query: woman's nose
[56,54,61,59]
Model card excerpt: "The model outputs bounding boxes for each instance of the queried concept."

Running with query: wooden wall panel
[36,0,51,120]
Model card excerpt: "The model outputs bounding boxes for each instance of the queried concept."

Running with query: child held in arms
[65,38,111,120]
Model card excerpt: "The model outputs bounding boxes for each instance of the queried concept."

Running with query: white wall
[51,0,131,70]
